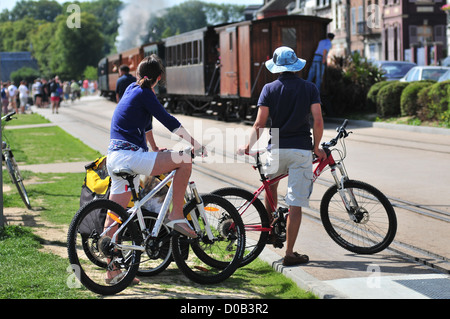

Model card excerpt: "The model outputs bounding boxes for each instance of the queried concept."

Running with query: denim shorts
[265,148,313,208]
[107,149,157,195]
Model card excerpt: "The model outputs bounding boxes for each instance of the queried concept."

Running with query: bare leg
[285,206,302,257]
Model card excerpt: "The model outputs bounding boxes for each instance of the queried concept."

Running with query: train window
[166,46,173,66]
[177,44,182,66]
[282,28,297,51]
[193,40,199,64]
[186,42,192,65]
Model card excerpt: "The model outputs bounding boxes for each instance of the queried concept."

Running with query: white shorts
[265,148,313,208]
[107,149,157,195]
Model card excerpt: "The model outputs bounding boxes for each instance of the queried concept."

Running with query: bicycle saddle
[112,168,136,177]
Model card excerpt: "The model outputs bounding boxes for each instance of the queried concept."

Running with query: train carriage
[98,15,331,121]
[163,26,221,115]
[215,15,331,121]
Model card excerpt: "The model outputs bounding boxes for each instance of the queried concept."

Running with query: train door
[219,26,238,97]
[238,24,251,98]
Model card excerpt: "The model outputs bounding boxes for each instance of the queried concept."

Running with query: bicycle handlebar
[322,119,350,149]
[1,111,16,122]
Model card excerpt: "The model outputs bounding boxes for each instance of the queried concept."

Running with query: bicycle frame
[103,168,215,253]
[244,143,349,233]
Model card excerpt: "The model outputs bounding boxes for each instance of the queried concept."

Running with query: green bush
[400,81,435,116]
[10,66,41,85]
[323,52,384,115]
[376,81,409,117]
[366,81,392,113]
[417,81,450,122]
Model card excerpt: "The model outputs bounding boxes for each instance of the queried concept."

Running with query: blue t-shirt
[257,73,321,150]
[110,83,181,151]
[116,74,137,99]
[314,38,332,57]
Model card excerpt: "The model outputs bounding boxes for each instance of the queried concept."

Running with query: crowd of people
[1,77,98,115]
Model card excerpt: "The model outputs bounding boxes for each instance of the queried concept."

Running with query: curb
[257,247,349,299]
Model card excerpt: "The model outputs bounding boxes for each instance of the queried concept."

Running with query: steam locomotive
[98,15,331,121]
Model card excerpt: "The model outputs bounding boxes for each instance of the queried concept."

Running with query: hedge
[417,80,450,122]
[376,81,410,117]
[400,81,435,116]
[366,81,392,113]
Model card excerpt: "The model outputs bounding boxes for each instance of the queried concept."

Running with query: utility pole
[0,117,4,228]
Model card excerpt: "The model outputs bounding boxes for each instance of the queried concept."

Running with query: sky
[0,0,264,12]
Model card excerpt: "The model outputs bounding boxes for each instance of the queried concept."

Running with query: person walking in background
[7,81,18,114]
[18,80,29,114]
[307,33,334,93]
[49,76,61,114]
[1,83,9,114]
[115,64,136,102]
[238,46,326,266]
[32,78,43,108]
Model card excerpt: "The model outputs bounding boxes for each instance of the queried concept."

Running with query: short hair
[119,64,130,73]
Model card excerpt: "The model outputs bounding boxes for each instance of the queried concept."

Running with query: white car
[438,69,450,82]
[399,66,450,82]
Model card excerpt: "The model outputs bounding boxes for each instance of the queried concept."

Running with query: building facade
[262,0,448,64]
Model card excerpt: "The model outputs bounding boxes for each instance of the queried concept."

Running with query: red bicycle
[213,120,397,267]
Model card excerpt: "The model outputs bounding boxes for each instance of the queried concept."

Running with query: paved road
[28,96,450,299]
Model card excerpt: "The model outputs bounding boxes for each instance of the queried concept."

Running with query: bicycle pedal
[272,240,284,249]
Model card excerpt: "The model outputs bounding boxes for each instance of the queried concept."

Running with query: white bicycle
[67,149,246,295]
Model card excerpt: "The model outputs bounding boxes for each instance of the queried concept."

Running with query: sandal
[105,272,140,285]
[282,252,309,266]
[164,218,197,238]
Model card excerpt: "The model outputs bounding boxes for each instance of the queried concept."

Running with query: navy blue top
[116,74,137,99]
[110,83,181,151]
[257,73,321,150]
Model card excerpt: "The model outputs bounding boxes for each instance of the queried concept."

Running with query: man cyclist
[238,46,326,266]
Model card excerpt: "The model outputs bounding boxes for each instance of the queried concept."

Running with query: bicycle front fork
[188,181,215,240]
[330,163,360,220]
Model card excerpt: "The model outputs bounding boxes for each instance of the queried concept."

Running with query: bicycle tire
[5,151,31,209]
[67,199,141,295]
[320,180,397,254]
[171,194,246,284]
[212,187,270,267]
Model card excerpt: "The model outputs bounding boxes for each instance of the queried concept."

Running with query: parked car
[399,66,450,82]
[438,69,450,82]
[372,61,416,81]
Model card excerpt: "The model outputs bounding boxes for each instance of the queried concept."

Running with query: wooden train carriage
[98,57,108,95]
[216,15,331,121]
[120,47,143,78]
[106,53,121,94]
[163,26,220,114]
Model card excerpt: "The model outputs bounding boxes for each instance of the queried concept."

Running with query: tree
[10,67,41,85]
[0,0,62,22]
[144,1,246,42]
[30,21,58,78]
[49,13,104,79]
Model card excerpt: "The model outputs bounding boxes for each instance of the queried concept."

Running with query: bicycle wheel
[67,199,141,295]
[212,187,270,267]
[4,151,31,209]
[171,194,246,284]
[320,180,397,254]
[134,209,172,276]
